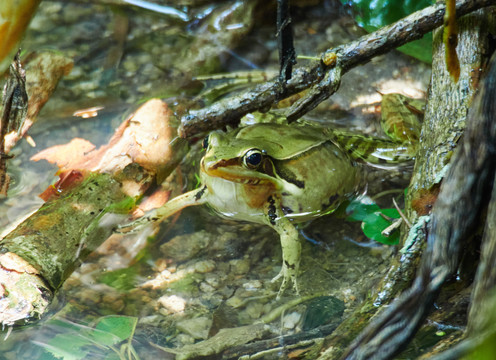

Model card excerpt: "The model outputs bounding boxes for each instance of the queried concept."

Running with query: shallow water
[0,1,433,359]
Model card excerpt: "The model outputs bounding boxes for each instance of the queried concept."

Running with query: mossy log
[0,173,135,326]
[0,99,187,326]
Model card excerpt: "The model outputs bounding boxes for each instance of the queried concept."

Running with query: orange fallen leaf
[30,138,95,171]
[32,99,176,198]
[133,188,171,217]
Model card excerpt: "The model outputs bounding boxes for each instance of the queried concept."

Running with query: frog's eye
[243,149,263,169]
[202,135,209,150]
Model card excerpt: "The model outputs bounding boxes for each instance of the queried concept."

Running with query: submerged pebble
[176,316,212,340]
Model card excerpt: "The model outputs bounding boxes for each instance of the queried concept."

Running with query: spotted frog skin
[121,94,423,296]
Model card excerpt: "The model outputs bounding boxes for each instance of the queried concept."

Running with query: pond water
[0,1,433,359]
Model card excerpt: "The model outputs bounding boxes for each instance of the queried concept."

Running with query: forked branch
[179,0,496,138]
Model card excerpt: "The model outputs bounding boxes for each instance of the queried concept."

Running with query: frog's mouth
[201,158,274,186]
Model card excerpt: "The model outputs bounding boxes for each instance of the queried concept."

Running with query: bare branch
[179,0,496,138]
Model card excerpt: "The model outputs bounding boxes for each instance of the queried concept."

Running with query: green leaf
[345,197,380,222]
[361,208,400,245]
[45,318,88,332]
[396,33,433,64]
[94,316,138,343]
[340,0,433,62]
[346,0,432,29]
[40,333,92,360]
[38,352,60,360]
[34,316,138,360]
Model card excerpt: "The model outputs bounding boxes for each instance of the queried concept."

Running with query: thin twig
[392,197,412,228]
[277,0,296,84]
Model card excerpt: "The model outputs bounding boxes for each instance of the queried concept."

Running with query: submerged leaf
[4,51,74,153]
[94,315,138,343]
[39,333,91,360]
[361,208,400,245]
[35,316,137,359]
[38,170,85,201]
[31,99,178,198]
[345,197,380,222]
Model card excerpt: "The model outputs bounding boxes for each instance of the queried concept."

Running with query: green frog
[121,93,423,296]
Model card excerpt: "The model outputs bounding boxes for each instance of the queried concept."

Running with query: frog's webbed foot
[116,187,208,234]
[271,264,300,298]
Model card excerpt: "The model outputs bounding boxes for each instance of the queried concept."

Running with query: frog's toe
[271,269,283,284]
[272,266,300,298]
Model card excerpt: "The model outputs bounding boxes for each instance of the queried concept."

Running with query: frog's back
[235,123,328,160]
[275,139,363,221]
[232,123,363,220]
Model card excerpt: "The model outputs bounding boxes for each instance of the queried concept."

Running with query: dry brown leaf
[30,138,96,170]
[95,99,175,173]
[38,170,85,201]
[24,52,74,119]
[132,188,171,218]
[32,99,176,197]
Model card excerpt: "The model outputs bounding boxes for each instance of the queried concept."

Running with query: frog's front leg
[118,186,208,233]
[263,195,301,297]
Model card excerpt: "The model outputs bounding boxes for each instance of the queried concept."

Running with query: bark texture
[316,8,496,360]
[335,31,496,360]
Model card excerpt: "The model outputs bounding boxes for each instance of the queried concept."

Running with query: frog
[120,93,424,297]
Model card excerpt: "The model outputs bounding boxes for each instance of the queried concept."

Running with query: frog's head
[200,129,281,188]
[200,123,329,192]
